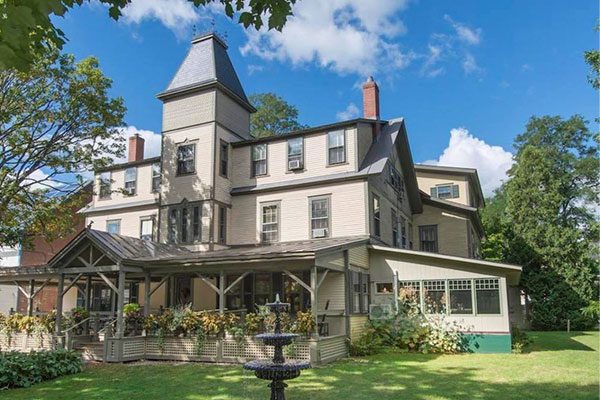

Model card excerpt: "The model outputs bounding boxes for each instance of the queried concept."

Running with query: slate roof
[157,32,252,110]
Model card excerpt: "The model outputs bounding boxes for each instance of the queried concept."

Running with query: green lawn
[2,331,598,400]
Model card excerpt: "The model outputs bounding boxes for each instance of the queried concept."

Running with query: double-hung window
[310,197,330,238]
[419,225,438,253]
[372,194,381,237]
[475,279,501,314]
[391,209,399,247]
[287,137,303,170]
[192,206,201,241]
[140,218,154,241]
[99,172,111,199]
[400,217,407,248]
[181,207,189,243]
[168,209,178,243]
[220,141,229,178]
[124,167,137,196]
[106,220,121,235]
[261,203,279,243]
[177,144,195,175]
[327,130,345,165]
[151,162,161,192]
[431,184,459,199]
[218,206,227,244]
[449,279,473,314]
[252,144,267,176]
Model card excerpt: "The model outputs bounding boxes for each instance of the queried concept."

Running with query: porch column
[55,273,65,341]
[144,273,151,316]
[26,279,35,316]
[84,276,92,335]
[311,266,319,338]
[218,271,225,314]
[116,269,126,338]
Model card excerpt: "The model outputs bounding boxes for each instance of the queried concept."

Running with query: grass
[2,331,598,400]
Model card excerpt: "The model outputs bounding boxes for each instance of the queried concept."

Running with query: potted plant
[124,303,143,336]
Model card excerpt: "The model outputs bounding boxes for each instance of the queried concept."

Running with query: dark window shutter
[452,185,460,198]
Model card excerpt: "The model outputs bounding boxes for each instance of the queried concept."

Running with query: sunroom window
[449,279,473,314]
[423,280,446,314]
[475,279,501,314]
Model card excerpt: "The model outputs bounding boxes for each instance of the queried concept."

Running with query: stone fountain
[244,294,310,400]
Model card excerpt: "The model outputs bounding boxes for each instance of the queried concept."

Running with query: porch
[0,229,370,365]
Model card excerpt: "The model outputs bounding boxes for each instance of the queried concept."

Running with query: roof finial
[87,221,94,230]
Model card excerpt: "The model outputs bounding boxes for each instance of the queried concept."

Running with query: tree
[0,0,297,71]
[0,47,126,248]
[250,93,307,138]
[483,115,599,330]
[584,24,600,90]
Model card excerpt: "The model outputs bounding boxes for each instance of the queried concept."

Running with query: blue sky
[54,0,598,194]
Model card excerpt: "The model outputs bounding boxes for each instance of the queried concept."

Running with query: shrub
[511,326,532,354]
[244,313,264,335]
[349,326,382,356]
[0,350,83,389]
[69,307,89,324]
[291,310,316,336]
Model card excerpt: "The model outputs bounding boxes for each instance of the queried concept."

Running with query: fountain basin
[254,333,299,346]
[244,359,310,381]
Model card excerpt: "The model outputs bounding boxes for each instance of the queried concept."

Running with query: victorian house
[0,33,522,361]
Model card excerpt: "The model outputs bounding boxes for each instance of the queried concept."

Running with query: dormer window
[124,167,137,196]
[99,171,111,199]
[431,184,459,199]
[287,137,303,171]
[327,130,345,165]
[252,144,267,177]
[177,144,196,175]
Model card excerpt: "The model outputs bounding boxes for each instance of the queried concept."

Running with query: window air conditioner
[288,159,302,170]
[312,228,328,238]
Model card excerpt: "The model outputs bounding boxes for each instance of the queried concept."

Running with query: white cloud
[462,53,481,75]
[424,128,514,196]
[116,126,162,163]
[247,64,264,75]
[336,103,360,120]
[240,0,413,76]
[121,0,207,37]
[444,15,482,45]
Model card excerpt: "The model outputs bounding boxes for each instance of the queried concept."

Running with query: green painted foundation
[461,333,512,353]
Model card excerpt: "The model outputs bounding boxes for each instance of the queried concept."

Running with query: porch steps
[74,342,104,362]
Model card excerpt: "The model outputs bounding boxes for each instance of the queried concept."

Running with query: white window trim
[309,195,331,239]
[260,201,281,243]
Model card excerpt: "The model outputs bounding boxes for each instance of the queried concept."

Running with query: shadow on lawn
[526,331,597,352]
[2,357,597,400]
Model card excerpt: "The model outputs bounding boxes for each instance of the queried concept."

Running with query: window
[192,206,200,241]
[475,279,501,314]
[251,144,267,176]
[350,271,369,314]
[168,209,178,243]
[287,137,303,170]
[419,225,438,253]
[376,283,393,294]
[408,223,413,249]
[140,218,154,240]
[181,207,189,243]
[310,197,330,238]
[151,163,161,192]
[327,130,345,165]
[431,184,459,199]
[261,203,279,243]
[423,280,446,314]
[218,206,227,244]
[400,217,407,248]
[99,172,111,199]
[226,274,243,310]
[106,220,121,235]
[220,141,229,178]
[254,273,272,307]
[449,280,473,314]
[388,164,404,196]
[177,144,195,175]
[372,194,381,237]
[391,209,399,247]
[124,167,137,196]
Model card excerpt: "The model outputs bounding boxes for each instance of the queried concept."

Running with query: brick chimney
[128,134,145,162]
[362,76,380,120]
